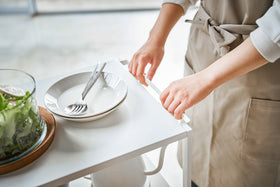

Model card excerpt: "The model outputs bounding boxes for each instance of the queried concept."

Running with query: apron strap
[186,6,257,56]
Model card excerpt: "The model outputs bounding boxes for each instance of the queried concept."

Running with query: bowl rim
[0,68,36,112]
[44,71,128,119]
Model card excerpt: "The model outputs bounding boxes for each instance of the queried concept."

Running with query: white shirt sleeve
[161,0,197,14]
[250,0,280,62]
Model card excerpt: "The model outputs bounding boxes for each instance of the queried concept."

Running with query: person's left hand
[160,73,214,119]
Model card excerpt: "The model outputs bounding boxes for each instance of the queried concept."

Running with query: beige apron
[178,0,280,186]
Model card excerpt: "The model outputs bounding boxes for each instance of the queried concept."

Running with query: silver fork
[64,62,107,116]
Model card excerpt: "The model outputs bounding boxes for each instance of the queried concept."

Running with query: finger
[163,94,174,110]
[136,61,148,86]
[128,56,135,73]
[167,99,181,115]
[132,62,138,77]
[174,102,187,120]
[147,62,158,81]
[160,89,169,104]
[128,61,132,73]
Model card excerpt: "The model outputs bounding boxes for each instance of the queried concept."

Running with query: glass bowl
[0,69,47,165]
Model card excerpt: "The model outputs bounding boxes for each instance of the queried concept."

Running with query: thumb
[147,61,159,80]
[147,65,157,80]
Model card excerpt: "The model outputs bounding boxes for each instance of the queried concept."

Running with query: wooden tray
[0,106,56,175]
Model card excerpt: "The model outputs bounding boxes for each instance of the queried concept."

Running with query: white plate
[44,71,127,122]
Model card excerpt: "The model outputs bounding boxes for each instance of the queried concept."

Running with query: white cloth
[162,0,280,62]
[250,0,280,62]
[162,0,195,13]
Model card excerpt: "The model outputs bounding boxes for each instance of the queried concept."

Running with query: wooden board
[0,106,56,175]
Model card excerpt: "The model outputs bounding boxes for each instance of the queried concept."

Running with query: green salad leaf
[0,91,43,162]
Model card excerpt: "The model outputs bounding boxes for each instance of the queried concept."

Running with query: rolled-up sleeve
[250,0,280,62]
[162,0,196,14]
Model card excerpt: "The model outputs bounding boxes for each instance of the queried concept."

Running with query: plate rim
[44,71,128,119]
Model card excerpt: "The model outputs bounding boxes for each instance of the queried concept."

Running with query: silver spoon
[64,63,106,116]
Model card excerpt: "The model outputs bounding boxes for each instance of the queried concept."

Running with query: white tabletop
[0,61,190,187]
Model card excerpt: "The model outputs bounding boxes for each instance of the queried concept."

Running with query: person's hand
[129,40,164,86]
[159,37,269,120]
[160,73,214,120]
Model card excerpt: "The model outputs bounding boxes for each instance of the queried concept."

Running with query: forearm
[201,37,269,90]
[148,3,184,46]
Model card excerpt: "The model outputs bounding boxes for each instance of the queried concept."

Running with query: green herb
[0,91,43,162]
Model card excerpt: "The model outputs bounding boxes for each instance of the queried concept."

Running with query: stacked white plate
[44,71,127,122]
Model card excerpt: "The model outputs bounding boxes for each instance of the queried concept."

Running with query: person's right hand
[128,40,164,86]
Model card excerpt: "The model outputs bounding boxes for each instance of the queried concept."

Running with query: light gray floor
[0,9,196,186]
[0,0,160,9]
[0,10,195,87]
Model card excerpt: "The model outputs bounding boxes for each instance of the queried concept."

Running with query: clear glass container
[0,69,47,165]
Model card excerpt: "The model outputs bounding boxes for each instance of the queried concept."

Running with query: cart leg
[182,133,192,187]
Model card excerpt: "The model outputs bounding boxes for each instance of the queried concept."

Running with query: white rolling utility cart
[0,60,192,187]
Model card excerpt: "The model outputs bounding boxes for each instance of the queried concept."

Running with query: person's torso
[201,0,273,25]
